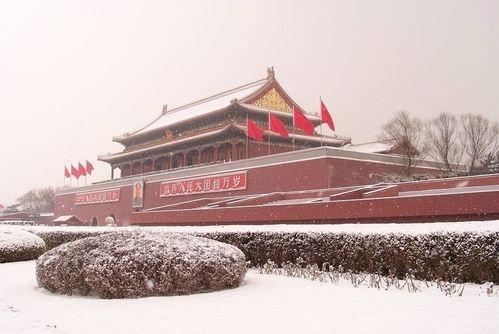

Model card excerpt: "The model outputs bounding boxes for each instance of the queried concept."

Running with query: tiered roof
[100,68,351,163]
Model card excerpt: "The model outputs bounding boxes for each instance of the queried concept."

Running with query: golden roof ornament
[253,87,291,112]
[267,66,275,79]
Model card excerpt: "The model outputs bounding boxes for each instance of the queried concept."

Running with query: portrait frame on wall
[132,180,144,208]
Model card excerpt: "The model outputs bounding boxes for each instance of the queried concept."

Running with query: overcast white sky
[0,0,498,206]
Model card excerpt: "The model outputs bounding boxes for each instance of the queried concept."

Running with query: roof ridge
[115,76,269,141]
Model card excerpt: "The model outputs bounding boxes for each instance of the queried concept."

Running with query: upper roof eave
[112,104,235,144]
[100,123,242,163]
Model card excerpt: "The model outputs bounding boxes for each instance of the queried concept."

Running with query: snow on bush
[25,226,498,284]
[198,231,499,284]
[31,230,106,250]
[36,231,247,299]
[0,227,46,263]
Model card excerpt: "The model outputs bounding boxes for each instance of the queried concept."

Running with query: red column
[231,141,236,161]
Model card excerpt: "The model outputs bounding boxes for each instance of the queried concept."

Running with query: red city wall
[54,155,441,226]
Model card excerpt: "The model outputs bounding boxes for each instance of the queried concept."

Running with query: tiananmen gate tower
[53,68,499,226]
[99,67,350,179]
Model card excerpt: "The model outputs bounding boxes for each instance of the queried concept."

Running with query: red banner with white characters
[160,171,247,197]
[74,188,120,205]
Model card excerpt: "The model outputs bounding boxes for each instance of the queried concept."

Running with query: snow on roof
[345,141,394,154]
[52,215,81,223]
[114,78,269,142]
[101,124,235,162]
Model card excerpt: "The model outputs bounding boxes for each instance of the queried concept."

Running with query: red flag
[78,162,87,177]
[321,99,335,131]
[86,160,94,175]
[269,114,289,138]
[293,106,315,134]
[71,165,80,179]
[247,119,264,141]
[64,166,70,178]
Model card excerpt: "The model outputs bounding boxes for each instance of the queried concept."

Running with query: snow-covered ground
[1,261,498,334]
[20,219,499,235]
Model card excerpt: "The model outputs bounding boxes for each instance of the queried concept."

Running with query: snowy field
[18,219,499,235]
[1,260,498,334]
[1,221,498,333]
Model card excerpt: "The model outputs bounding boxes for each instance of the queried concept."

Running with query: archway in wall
[91,217,97,226]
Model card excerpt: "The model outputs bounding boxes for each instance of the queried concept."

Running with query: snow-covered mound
[36,232,247,299]
[0,227,46,263]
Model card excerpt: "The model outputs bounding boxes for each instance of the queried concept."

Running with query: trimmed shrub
[30,230,107,251]
[0,227,46,263]
[28,228,498,284]
[196,231,499,284]
[36,232,247,299]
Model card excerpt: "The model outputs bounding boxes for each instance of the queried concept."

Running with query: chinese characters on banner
[160,172,247,197]
[74,189,120,205]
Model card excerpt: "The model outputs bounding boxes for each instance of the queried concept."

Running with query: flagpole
[268,112,271,155]
[246,115,249,159]
[292,104,295,151]
[320,96,323,147]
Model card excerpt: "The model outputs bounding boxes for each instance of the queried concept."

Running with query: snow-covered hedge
[0,227,46,263]
[36,232,247,299]
[197,231,499,284]
[28,228,498,284]
[31,230,105,250]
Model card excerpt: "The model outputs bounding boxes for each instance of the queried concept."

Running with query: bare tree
[460,114,498,174]
[17,187,55,214]
[380,111,426,176]
[425,113,463,172]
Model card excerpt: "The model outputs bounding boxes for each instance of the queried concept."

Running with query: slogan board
[74,188,120,205]
[160,171,247,197]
